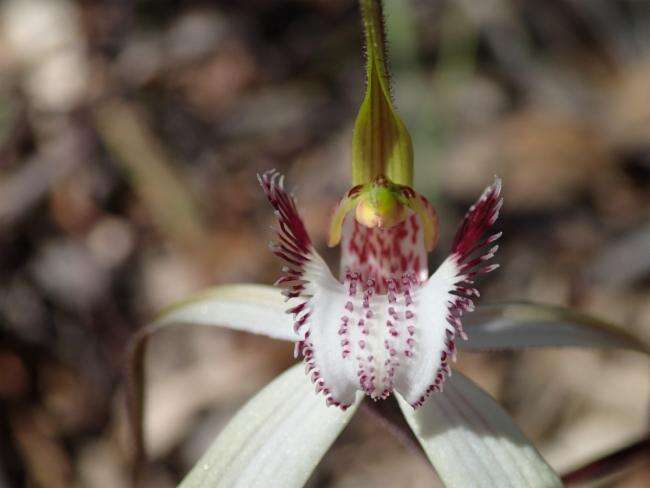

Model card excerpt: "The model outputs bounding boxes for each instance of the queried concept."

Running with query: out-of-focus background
[0,0,648,486]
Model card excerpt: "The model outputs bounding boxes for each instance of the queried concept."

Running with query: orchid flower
[259,168,501,411]
[128,1,650,487]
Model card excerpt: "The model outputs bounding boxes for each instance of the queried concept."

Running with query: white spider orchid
[129,1,650,486]
[259,169,502,411]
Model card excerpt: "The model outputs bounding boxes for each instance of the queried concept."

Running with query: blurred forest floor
[0,0,649,487]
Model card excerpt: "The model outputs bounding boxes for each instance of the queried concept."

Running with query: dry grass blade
[93,100,207,252]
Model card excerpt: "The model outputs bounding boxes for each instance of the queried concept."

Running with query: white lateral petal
[394,256,459,407]
[397,372,562,488]
[179,363,361,488]
[154,284,297,341]
[259,169,363,407]
[396,177,503,407]
[461,302,650,354]
[301,268,361,406]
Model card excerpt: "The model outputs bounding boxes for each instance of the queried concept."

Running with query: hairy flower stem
[359,0,390,88]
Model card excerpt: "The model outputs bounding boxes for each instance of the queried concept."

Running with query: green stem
[359,0,391,95]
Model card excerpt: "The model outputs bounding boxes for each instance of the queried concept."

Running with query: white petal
[154,284,297,341]
[179,363,361,488]
[301,265,361,406]
[397,177,503,407]
[397,372,562,488]
[259,170,361,406]
[461,302,650,354]
[394,256,459,407]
